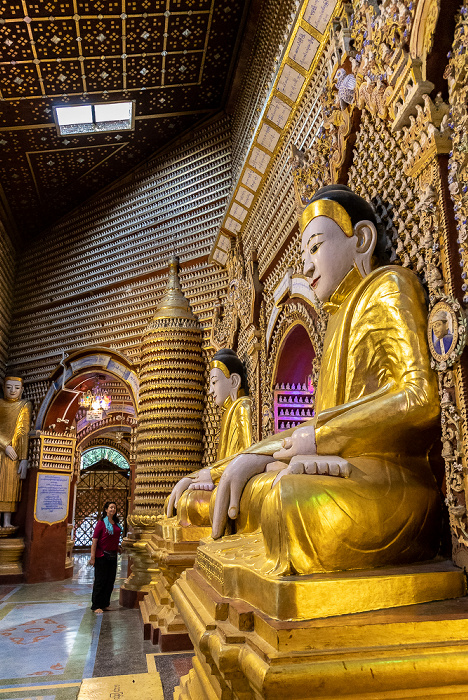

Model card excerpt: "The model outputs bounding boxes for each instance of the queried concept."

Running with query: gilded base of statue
[0,525,18,538]
[173,566,468,700]
[195,533,466,620]
[119,530,155,608]
[140,519,210,650]
[0,536,24,580]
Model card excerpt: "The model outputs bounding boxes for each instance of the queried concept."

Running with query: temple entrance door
[74,457,129,549]
[272,322,316,433]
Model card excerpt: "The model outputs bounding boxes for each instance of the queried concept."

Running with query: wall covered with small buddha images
[0,222,15,375]
[6,0,468,559]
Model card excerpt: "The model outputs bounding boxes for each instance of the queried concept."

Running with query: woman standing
[89,501,121,613]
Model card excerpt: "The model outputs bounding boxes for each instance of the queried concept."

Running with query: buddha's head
[300,185,387,303]
[209,349,247,407]
[3,375,24,402]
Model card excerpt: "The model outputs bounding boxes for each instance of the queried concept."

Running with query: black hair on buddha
[309,184,390,265]
[4,372,23,382]
[212,348,248,394]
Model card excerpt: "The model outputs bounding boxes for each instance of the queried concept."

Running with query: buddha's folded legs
[235,456,441,576]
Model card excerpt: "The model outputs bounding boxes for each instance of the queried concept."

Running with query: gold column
[121,256,204,605]
[133,255,205,519]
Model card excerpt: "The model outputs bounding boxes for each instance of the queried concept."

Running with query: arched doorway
[74,448,130,549]
[33,346,138,555]
[272,322,316,433]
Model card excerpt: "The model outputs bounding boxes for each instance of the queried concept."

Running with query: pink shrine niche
[272,323,316,433]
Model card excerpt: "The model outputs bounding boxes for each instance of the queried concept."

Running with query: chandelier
[79,382,111,411]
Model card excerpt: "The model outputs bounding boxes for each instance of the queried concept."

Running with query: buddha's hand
[272,425,316,461]
[211,453,273,539]
[273,455,351,486]
[166,477,194,517]
[5,445,17,460]
[188,468,215,492]
[17,460,28,479]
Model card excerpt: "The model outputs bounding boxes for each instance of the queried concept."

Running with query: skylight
[54,101,134,135]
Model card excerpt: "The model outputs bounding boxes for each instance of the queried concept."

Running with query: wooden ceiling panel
[125,15,165,54]
[80,18,125,56]
[42,59,83,94]
[0,0,247,239]
[165,52,203,84]
[166,12,210,52]
[126,54,163,89]
[0,21,33,61]
[27,2,75,16]
[169,0,212,11]
[2,64,40,98]
[33,20,77,59]
[126,0,166,12]
[0,1,24,19]
[76,1,122,13]
[84,57,125,91]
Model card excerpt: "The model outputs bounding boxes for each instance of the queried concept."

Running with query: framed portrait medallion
[428,298,466,369]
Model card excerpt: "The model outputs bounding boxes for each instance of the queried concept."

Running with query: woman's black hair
[101,501,120,525]
[309,184,390,266]
[212,348,248,394]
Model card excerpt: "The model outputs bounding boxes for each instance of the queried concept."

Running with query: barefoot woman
[89,501,122,613]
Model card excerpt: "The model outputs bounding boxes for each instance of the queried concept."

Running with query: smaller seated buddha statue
[166,348,252,531]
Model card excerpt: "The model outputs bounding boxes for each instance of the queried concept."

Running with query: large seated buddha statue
[173,186,464,700]
[206,184,442,577]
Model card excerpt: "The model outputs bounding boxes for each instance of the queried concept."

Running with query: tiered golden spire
[152,255,197,320]
[132,256,204,520]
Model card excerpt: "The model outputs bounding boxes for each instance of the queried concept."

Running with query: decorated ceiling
[0,0,245,237]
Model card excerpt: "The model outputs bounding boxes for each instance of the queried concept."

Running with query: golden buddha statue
[166,348,252,530]
[207,184,442,576]
[140,350,253,649]
[0,376,32,530]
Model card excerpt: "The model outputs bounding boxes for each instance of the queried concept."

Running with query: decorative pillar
[121,255,204,607]
[23,430,76,583]
[134,254,204,515]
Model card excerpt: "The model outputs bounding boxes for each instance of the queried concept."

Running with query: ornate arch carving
[36,346,138,430]
[410,0,441,62]
[78,429,133,458]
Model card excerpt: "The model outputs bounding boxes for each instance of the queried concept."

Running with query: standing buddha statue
[0,376,32,532]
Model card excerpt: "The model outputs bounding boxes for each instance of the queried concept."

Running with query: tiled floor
[0,554,193,700]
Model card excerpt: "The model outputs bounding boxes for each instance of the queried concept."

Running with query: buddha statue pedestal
[0,536,25,582]
[172,537,467,700]
[140,518,210,650]
[119,526,155,609]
